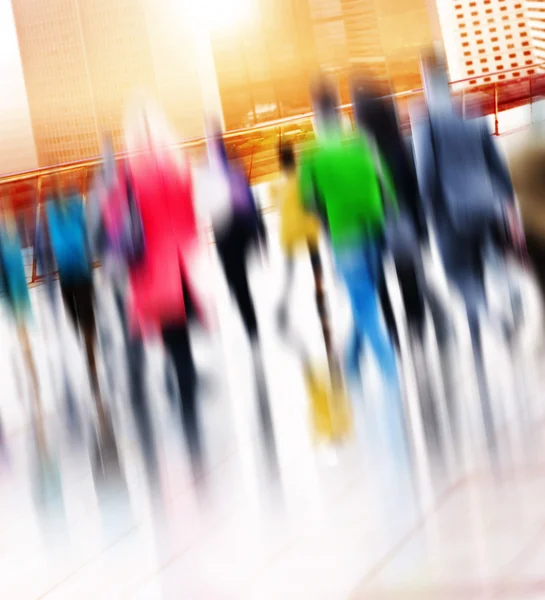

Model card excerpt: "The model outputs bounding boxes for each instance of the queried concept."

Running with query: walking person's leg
[277,253,296,330]
[17,322,46,453]
[309,244,337,372]
[70,279,110,443]
[337,245,398,390]
[161,322,200,472]
[378,259,401,352]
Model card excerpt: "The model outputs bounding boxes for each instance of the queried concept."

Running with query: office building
[527,0,545,64]
[436,0,537,86]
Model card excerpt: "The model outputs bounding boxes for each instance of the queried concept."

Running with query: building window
[466,60,474,66]
[493,46,500,51]
[498,74,506,80]
[480,58,488,63]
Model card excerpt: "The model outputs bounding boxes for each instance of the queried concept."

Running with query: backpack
[429,116,499,240]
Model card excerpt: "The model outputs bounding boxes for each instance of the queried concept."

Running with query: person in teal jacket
[299,78,399,394]
[44,186,117,474]
[0,211,47,462]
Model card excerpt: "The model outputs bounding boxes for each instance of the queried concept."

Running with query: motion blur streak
[1,29,545,600]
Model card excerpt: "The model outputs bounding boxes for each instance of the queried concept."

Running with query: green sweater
[299,131,396,250]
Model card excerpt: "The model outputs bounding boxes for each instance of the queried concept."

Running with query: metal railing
[4,62,545,285]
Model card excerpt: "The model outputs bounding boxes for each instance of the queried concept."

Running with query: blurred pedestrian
[124,100,209,478]
[300,77,399,396]
[40,179,115,468]
[204,122,270,408]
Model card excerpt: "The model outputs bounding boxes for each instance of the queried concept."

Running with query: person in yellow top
[272,139,351,442]
[272,140,322,330]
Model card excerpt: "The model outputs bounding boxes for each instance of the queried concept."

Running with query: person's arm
[411,119,439,220]
[35,210,55,287]
[250,185,267,252]
[86,186,107,260]
[376,149,398,216]
[481,123,526,253]
[299,150,328,222]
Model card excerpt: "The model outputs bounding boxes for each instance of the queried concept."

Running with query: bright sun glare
[193,0,252,33]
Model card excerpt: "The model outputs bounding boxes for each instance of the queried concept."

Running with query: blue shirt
[46,196,91,282]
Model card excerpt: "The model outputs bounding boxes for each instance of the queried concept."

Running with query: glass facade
[212,0,436,129]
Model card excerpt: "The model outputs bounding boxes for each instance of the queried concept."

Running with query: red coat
[127,150,207,336]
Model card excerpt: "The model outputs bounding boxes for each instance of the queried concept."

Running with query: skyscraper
[436,0,537,86]
[526,0,545,64]
[10,0,210,167]
[211,0,437,129]
[11,0,102,166]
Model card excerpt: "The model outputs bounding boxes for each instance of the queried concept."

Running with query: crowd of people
[0,47,534,505]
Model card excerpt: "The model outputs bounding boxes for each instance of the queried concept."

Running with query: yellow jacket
[271,172,320,255]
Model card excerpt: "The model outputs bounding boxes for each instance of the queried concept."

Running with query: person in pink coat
[124,101,209,475]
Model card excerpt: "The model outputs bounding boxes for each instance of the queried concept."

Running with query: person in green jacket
[299,78,399,394]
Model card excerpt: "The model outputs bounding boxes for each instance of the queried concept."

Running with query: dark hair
[310,75,338,120]
[278,140,296,171]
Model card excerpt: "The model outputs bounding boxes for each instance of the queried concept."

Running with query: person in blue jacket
[412,49,524,448]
